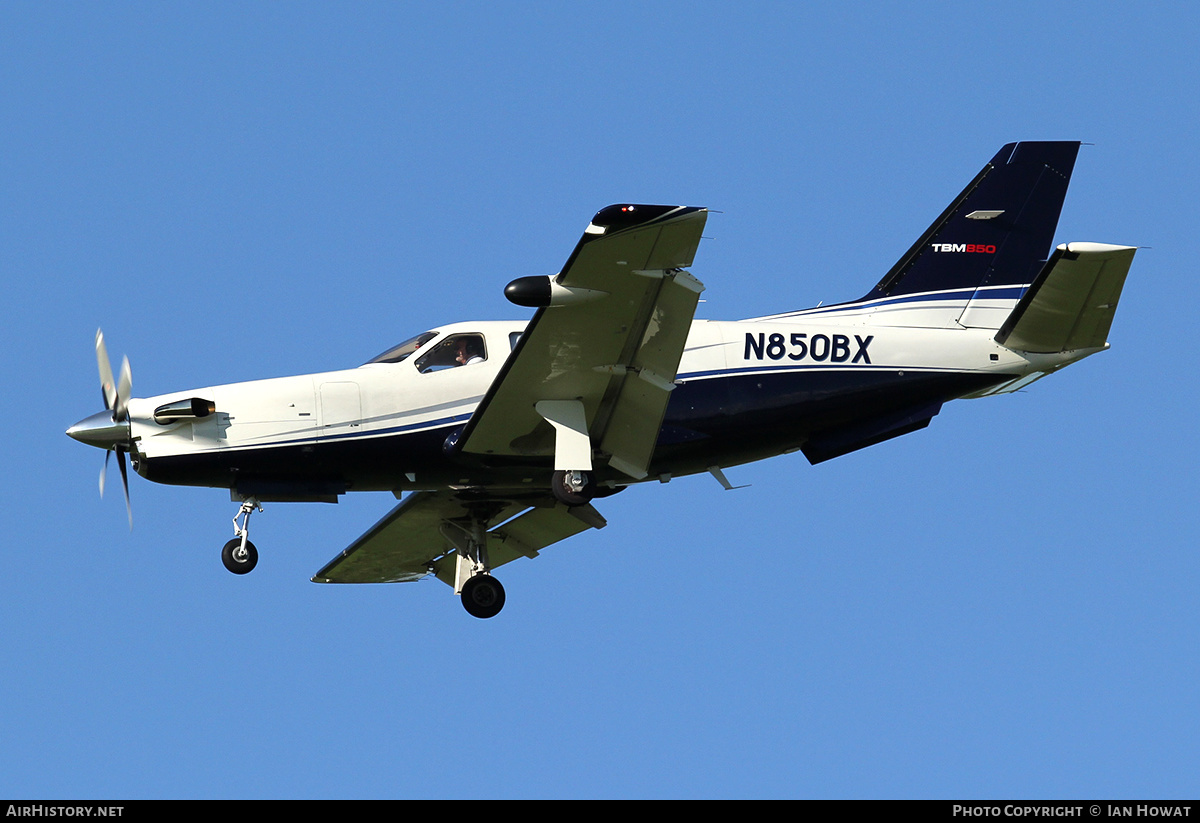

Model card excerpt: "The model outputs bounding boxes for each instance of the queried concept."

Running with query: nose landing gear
[222,497,262,575]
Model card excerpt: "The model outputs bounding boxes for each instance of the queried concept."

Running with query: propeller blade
[89,330,134,528]
[95,329,116,412]
[115,355,132,422]
[100,448,111,498]
[117,447,132,530]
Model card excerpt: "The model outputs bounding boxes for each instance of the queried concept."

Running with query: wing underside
[312,490,605,585]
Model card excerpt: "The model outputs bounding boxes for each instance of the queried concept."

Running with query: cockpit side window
[364,331,439,365]
[415,333,487,373]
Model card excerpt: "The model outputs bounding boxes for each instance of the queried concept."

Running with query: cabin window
[415,333,487,372]
[364,331,438,365]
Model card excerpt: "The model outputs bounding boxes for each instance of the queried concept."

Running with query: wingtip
[589,204,705,233]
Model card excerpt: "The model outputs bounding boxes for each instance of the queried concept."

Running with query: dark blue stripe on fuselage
[139,366,1014,490]
[760,284,1028,321]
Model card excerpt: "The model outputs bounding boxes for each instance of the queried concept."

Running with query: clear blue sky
[3,2,1196,798]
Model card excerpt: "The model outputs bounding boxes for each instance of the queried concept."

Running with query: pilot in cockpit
[455,336,485,366]
[414,333,487,372]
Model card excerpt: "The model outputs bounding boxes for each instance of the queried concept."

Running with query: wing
[311,490,605,585]
[456,204,708,479]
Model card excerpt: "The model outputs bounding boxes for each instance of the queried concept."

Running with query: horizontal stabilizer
[995,243,1135,353]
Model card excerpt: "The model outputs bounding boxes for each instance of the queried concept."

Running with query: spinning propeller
[66,330,134,528]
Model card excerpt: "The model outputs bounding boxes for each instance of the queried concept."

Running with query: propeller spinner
[66,329,134,528]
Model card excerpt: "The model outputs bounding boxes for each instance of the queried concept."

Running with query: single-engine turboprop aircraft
[68,141,1135,618]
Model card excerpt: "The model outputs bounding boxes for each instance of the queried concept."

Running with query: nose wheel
[222,538,259,574]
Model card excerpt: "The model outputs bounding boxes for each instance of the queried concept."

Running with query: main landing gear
[222,497,262,575]
[551,469,594,507]
[452,472,592,618]
[442,504,510,619]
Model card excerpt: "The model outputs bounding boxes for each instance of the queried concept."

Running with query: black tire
[221,538,258,575]
[461,574,506,619]
[550,470,594,507]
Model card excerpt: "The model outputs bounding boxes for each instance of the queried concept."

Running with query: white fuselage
[126,301,1100,494]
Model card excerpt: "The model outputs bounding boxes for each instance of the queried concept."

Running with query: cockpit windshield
[364,331,439,365]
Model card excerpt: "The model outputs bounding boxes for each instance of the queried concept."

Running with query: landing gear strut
[222,497,261,575]
[442,504,509,618]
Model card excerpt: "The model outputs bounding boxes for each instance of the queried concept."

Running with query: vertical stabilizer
[859,142,1080,313]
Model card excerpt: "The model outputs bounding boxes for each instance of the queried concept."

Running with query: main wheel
[221,538,259,575]
[551,469,594,507]
[461,574,506,619]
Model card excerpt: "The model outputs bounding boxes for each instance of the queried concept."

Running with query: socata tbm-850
[68,142,1134,618]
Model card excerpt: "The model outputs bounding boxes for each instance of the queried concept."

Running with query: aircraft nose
[66,411,131,450]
